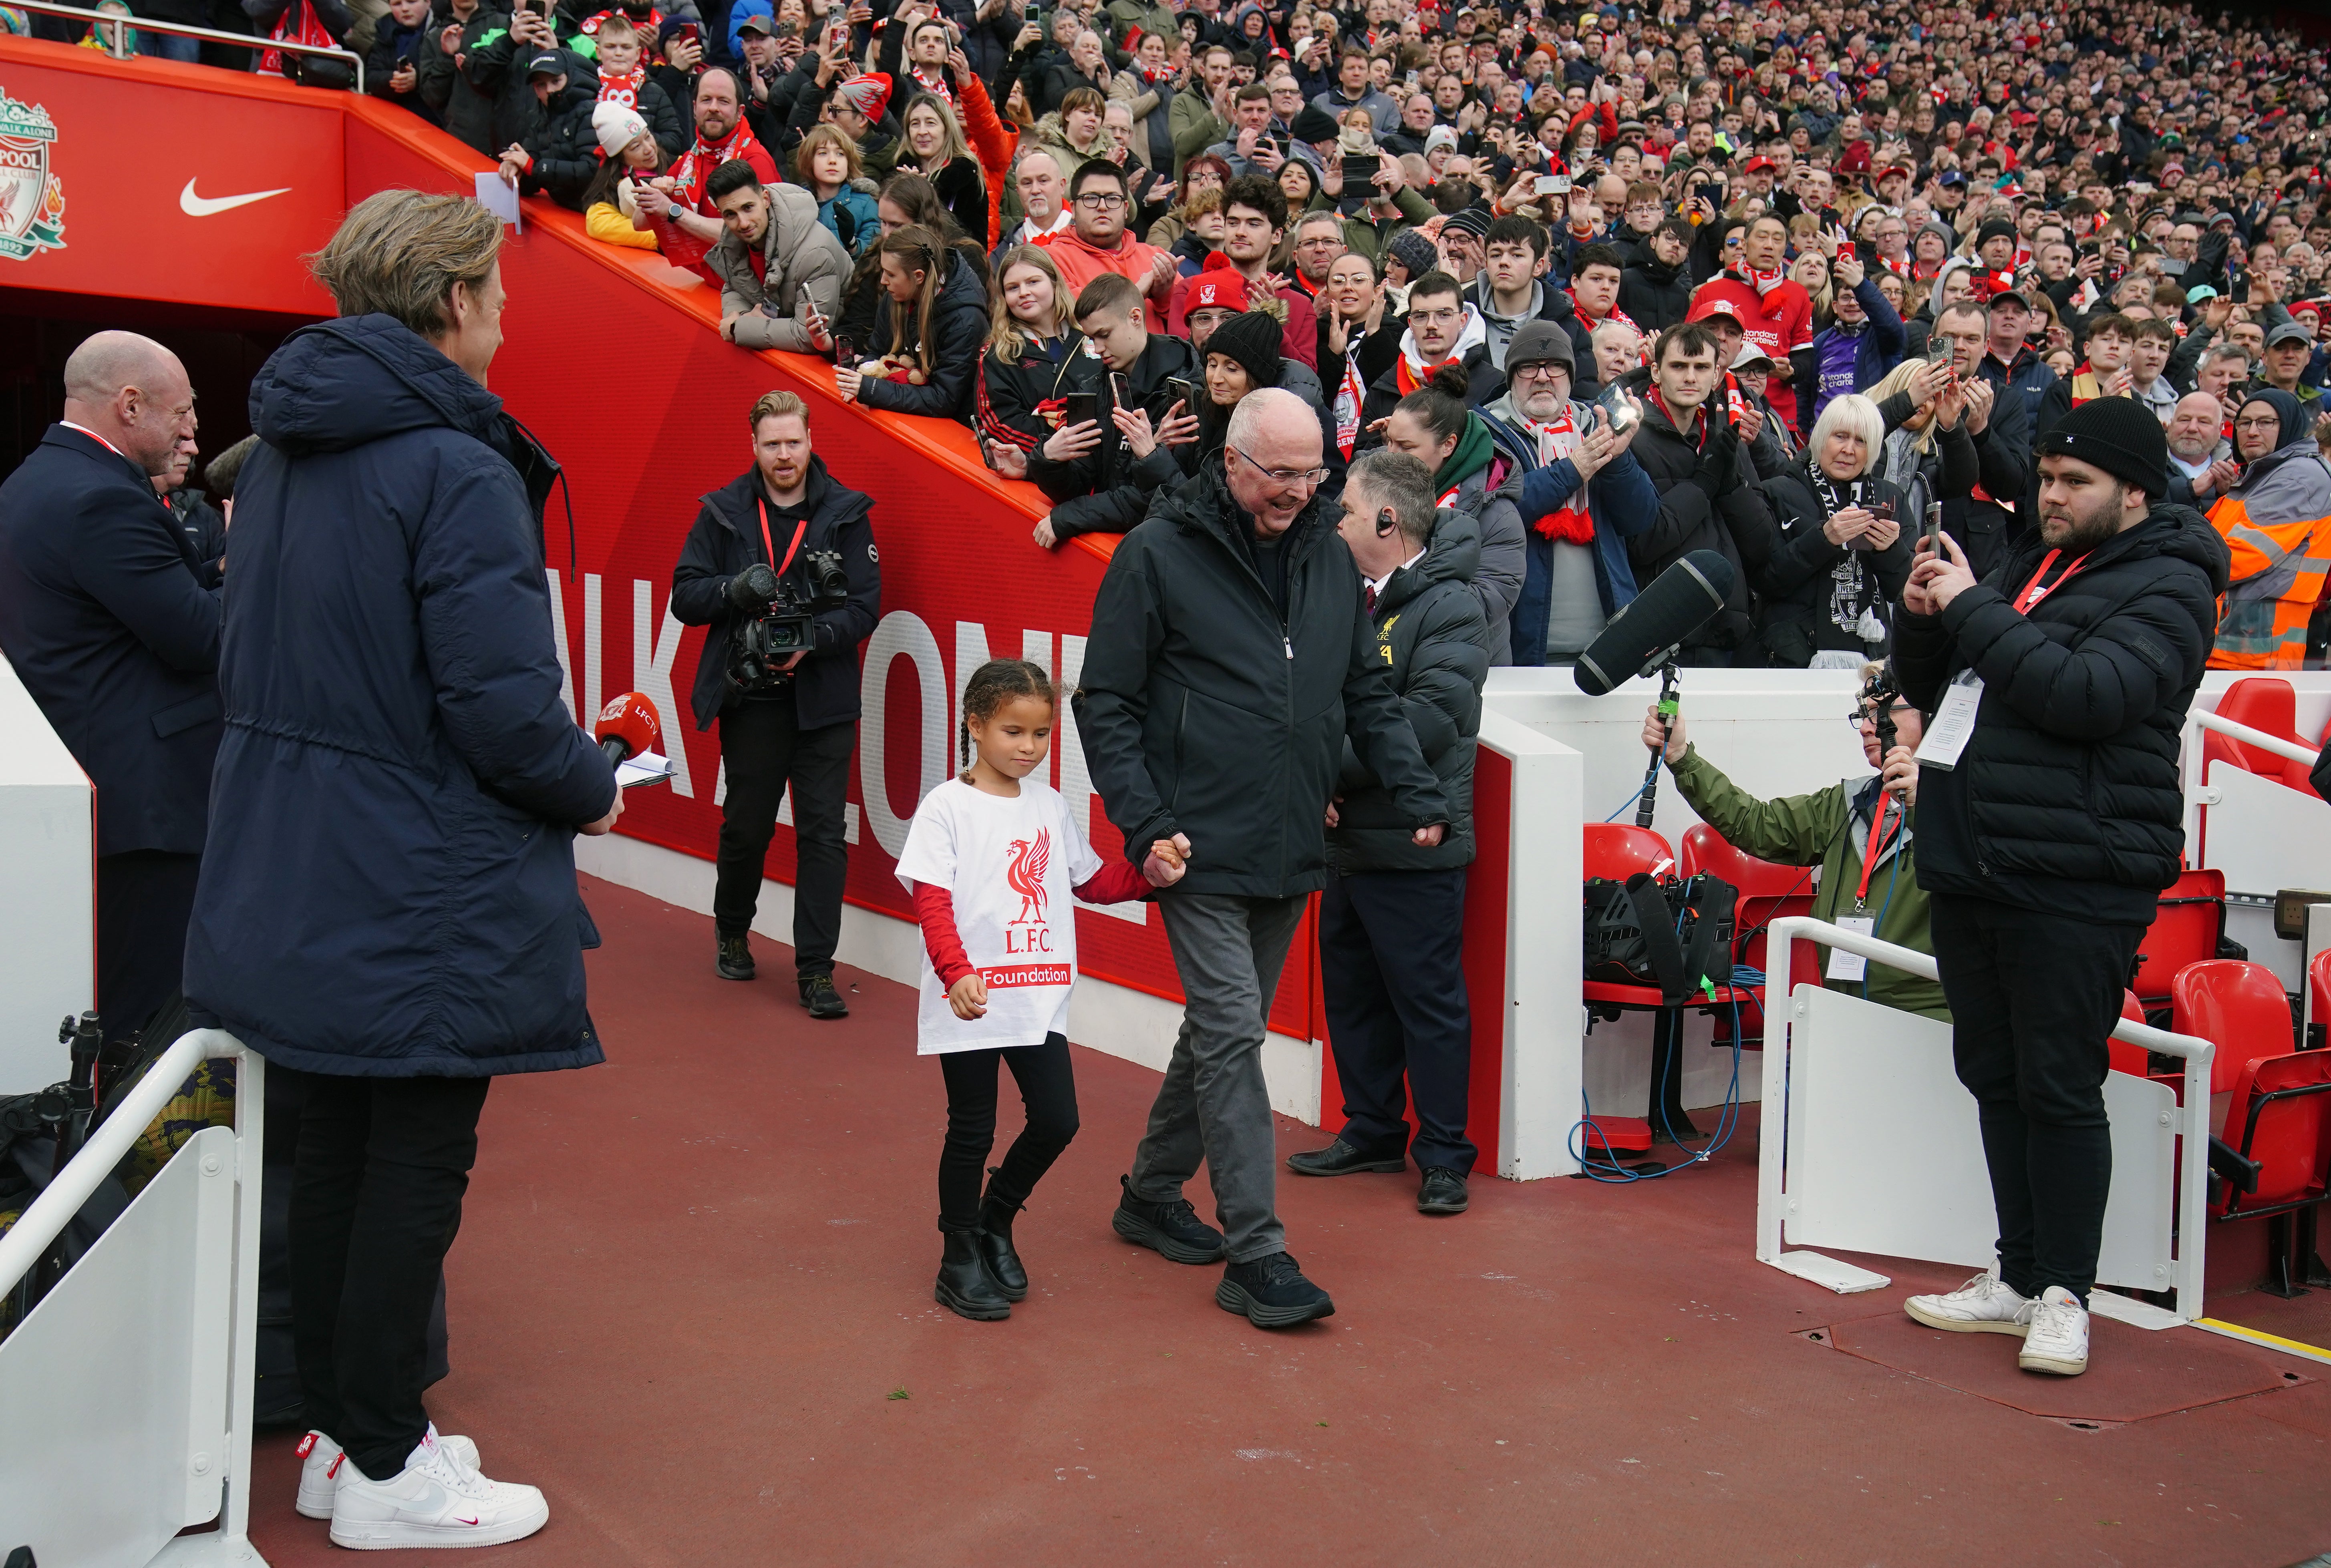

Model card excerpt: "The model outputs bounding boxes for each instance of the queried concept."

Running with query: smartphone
[1922,501,1943,557]
[1852,496,1894,551]
[1062,391,1098,427]
[1343,153,1380,187]
[1107,372,1131,410]
[832,331,856,367]
[1693,182,1724,209]
[674,20,701,43]
[1163,375,1194,408]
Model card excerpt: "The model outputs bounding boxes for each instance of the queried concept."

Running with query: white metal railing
[0,1029,268,1568]
[2195,707,2323,770]
[7,0,365,91]
[1753,917,2215,1325]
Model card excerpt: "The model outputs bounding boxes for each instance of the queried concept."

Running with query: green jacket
[1668,745,1949,1021]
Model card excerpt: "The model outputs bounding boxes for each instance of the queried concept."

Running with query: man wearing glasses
[1637,663,1944,1019]
[1037,160,1180,316]
[1077,388,1450,1330]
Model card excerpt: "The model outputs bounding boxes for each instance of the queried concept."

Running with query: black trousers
[1317,866,1478,1176]
[1930,893,2144,1305]
[95,849,202,1044]
[280,1064,491,1482]
[936,1033,1079,1230]
[713,696,856,977]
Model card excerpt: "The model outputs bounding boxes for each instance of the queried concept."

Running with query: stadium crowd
[36,0,2331,663]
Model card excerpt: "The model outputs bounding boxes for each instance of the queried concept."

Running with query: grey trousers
[1129,891,1308,1264]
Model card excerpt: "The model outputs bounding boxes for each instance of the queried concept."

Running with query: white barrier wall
[0,655,93,1094]
[2185,673,2331,991]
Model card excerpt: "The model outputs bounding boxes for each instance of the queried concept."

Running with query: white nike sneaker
[2018,1286,2091,1376]
[296,1429,481,1519]
[328,1424,549,1550]
[1903,1270,2035,1337]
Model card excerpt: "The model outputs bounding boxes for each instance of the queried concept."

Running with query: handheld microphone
[1573,550,1737,696]
[594,692,662,768]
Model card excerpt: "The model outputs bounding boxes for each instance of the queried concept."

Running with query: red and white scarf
[671,121,765,211]
[1566,288,1639,336]
[1516,406,1594,543]
[1393,304,1486,396]
[258,0,334,76]
[1334,345,1365,460]
[1730,261,1787,298]
[908,64,954,105]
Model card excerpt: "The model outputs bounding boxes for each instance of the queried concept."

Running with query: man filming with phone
[671,392,881,1021]
[704,160,853,351]
[1891,398,2226,1379]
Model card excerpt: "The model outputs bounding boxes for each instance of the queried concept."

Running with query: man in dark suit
[0,331,220,1042]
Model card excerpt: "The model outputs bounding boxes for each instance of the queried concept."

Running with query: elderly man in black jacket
[1077,388,1450,1329]
[1285,451,1489,1216]
[670,390,882,1020]
[1893,396,2228,1382]
[0,331,215,1045]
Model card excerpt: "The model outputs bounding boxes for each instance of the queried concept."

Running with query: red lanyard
[2011,548,2087,614]
[1854,797,1900,908]
[757,496,809,582]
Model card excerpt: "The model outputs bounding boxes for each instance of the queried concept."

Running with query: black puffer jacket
[1755,459,1912,667]
[1327,507,1488,874]
[1894,503,2230,925]
[1620,368,1778,658]
[857,248,991,422]
[1075,461,1450,897]
[668,460,883,732]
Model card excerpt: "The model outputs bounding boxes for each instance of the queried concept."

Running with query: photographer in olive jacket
[670,390,881,1020]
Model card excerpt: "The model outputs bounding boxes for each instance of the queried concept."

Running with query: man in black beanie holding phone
[1890,396,2228,1379]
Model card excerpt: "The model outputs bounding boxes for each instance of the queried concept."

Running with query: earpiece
[1376,507,1398,537]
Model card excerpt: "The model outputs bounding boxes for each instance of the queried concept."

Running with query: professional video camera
[725,549,851,694]
[1861,658,1900,758]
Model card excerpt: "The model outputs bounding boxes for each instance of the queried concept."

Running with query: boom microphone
[594,692,662,768]
[1573,550,1737,696]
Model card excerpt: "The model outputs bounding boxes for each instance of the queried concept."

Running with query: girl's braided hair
[958,658,1056,781]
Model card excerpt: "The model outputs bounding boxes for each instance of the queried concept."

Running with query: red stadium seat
[2202,677,2300,779]
[2310,949,2331,1052]
[2133,869,2228,1015]
[2109,991,2150,1078]
[2172,959,2297,1097]
[1581,824,1751,1150]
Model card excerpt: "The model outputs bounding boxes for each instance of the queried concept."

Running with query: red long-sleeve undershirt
[908,862,1154,989]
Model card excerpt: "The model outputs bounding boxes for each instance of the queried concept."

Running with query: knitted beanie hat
[1385,227,1438,281]
[594,102,650,158]
[2035,394,2171,498]
[1204,310,1285,389]
[837,71,892,124]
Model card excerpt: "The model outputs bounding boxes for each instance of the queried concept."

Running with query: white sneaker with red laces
[297,1429,480,1519]
[328,1424,548,1550]
[1903,1270,2035,1336]
[2018,1286,2091,1376]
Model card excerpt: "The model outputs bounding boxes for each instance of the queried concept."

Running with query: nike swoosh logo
[179,178,292,217]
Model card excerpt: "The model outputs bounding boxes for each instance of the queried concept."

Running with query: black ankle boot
[934,1227,1012,1321]
[977,1190,1029,1302]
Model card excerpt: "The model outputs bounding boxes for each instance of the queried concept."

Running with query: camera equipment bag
[1583,870,1738,1003]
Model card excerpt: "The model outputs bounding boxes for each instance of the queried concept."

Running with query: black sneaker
[799,973,849,1019]
[1417,1167,1469,1215]
[1287,1137,1407,1177]
[1216,1251,1335,1328]
[1110,1174,1227,1264]
[715,933,754,981]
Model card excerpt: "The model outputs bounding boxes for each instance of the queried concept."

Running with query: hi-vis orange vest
[2206,444,2331,670]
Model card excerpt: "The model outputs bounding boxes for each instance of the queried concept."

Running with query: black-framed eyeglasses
[1848,703,1917,728]
[1229,444,1329,488]
[1074,192,1127,210]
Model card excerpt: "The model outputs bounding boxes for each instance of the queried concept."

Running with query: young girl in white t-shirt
[895,658,1183,1321]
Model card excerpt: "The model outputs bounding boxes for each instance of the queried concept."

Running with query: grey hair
[1345,449,1438,545]
[1809,393,1885,478]
[2203,340,2253,372]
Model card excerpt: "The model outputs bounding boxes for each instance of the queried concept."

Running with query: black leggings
[937,1033,1079,1230]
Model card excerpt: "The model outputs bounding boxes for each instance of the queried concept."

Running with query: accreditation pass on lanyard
[1915,669,1983,770]
[1826,798,1899,982]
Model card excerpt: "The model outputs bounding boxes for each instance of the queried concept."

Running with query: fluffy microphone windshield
[1572,550,1736,696]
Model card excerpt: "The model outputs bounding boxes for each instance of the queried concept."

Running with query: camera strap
[757,496,810,581]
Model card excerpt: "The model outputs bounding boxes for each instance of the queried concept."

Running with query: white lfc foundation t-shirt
[894,777,1104,1054]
